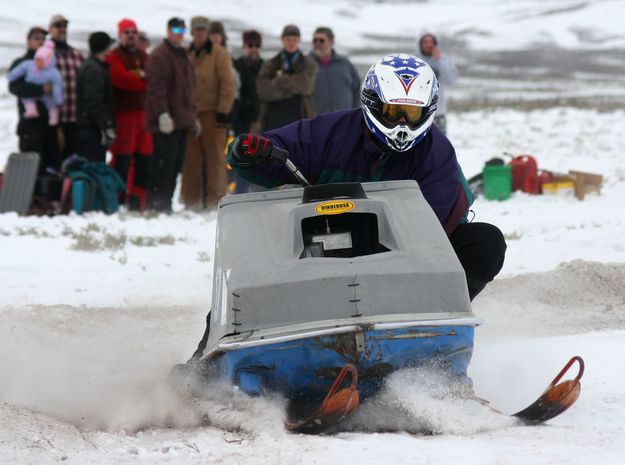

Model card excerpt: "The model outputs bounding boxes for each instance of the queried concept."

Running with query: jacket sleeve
[350,62,361,108]
[7,60,29,82]
[216,48,236,115]
[256,60,295,102]
[146,51,170,117]
[274,58,317,96]
[106,52,147,92]
[228,115,330,188]
[79,64,112,129]
[8,58,45,99]
[435,55,458,86]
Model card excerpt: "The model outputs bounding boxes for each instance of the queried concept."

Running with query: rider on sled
[229,53,507,300]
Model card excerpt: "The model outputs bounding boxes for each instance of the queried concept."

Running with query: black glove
[215,112,231,128]
[232,134,273,167]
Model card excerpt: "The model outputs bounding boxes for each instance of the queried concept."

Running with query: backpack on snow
[60,157,125,214]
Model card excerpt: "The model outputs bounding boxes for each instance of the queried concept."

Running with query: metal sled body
[196,180,478,399]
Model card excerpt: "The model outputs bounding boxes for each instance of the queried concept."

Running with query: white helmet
[361,53,439,152]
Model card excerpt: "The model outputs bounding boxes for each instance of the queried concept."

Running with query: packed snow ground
[2,1,625,464]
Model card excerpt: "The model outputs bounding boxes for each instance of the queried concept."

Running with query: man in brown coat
[256,24,317,131]
[181,16,236,210]
[146,17,198,212]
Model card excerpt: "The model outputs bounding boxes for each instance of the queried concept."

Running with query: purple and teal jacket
[229,108,473,236]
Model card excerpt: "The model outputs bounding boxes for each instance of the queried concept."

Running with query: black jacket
[76,56,115,130]
[232,56,263,133]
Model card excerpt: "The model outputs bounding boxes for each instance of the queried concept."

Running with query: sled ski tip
[513,356,584,425]
[286,364,360,434]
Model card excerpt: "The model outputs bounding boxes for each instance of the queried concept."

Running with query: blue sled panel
[207,325,474,401]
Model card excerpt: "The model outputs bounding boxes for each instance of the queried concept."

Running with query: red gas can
[537,170,554,193]
[509,155,539,194]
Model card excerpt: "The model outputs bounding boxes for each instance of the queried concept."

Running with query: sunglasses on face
[52,21,68,29]
[313,37,327,44]
[30,34,46,41]
[245,43,261,48]
[124,29,138,35]
[171,27,187,35]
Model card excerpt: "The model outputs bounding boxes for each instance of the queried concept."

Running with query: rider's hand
[232,134,273,167]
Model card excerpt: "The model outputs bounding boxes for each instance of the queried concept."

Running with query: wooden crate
[569,170,603,201]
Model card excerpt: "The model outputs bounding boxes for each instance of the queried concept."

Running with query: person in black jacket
[8,26,61,173]
[231,30,264,194]
[232,30,263,136]
[76,32,116,163]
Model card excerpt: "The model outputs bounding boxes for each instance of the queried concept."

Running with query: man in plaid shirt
[49,14,84,160]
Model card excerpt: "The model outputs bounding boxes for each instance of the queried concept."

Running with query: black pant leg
[114,154,132,185]
[166,130,184,208]
[18,118,48,174]
[174,129,189,175]
[18,118,45,153]
[60,122,81,160]
[76,126,106,163]
[163,130,188,208]
[449,222,507,301]
[149,132,178,212]
[42,125,63,172]
[148,133,169,211]
[133,153,153,189]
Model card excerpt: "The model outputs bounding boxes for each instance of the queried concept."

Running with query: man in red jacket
[106,18,153,210]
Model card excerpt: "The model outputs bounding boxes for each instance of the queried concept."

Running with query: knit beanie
[89,31,114,54]
[34,40,55,68]
[118,18,138,35]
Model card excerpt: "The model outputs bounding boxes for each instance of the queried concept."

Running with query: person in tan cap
[48,14,84,161]
[256,24,317,131]
[180,15,236,210]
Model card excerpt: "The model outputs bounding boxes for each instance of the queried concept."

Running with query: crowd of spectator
[6,14,457,214]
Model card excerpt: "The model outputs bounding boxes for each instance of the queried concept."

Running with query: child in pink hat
[7,40,63,125]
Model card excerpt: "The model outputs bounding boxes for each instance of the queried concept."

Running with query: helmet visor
[380,103,424,126]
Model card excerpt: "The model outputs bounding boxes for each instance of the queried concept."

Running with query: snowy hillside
[1,1,625,464]
[2,0,625,56]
